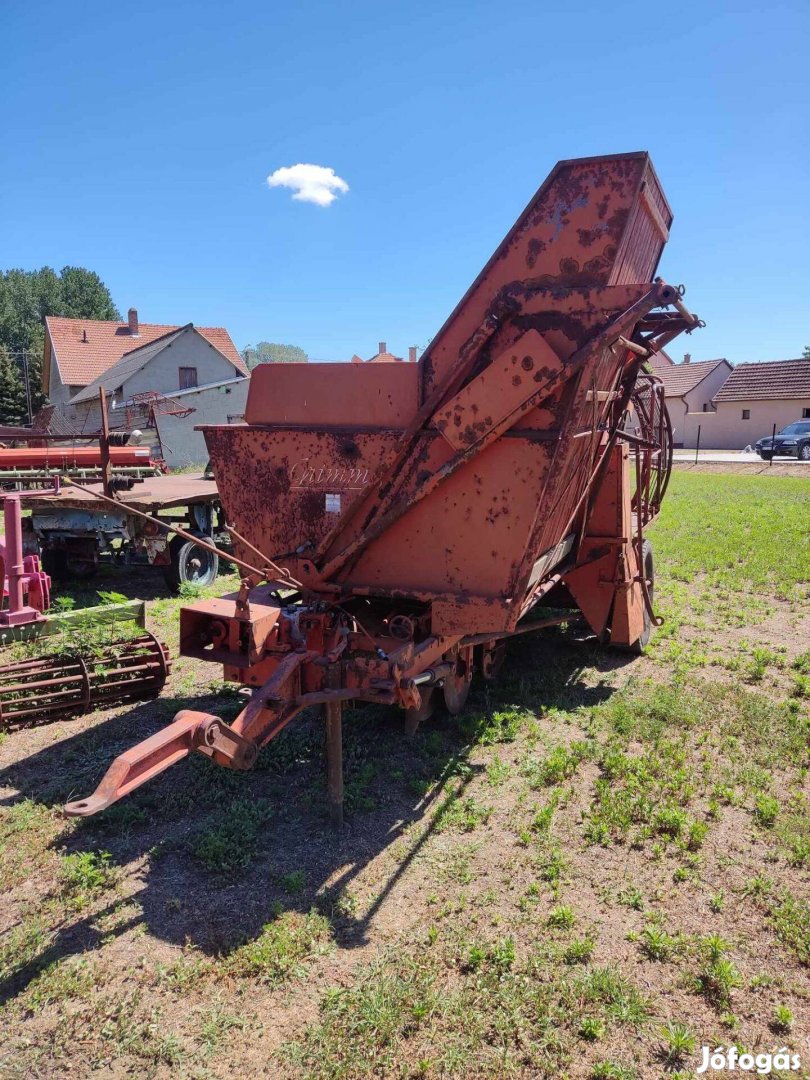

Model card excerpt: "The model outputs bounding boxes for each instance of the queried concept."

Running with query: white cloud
[266,163,349,207]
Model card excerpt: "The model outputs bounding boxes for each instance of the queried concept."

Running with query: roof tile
[653,358,730,397]
[46,315,248,387]
[713,359,810,402]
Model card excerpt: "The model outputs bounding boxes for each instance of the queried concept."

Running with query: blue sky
[2,0,808,364]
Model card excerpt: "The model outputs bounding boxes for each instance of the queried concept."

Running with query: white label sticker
[325,493,341,513]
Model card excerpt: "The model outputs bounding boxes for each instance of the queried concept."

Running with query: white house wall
[47,350,77,409]
[667,364,733,448]
[66,330,245,433]
[153,379,250,467]
[709,398,810,450]
[124,331,240,399]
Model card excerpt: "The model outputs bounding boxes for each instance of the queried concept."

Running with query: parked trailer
[66,152,702,823]
[22,473,224,588]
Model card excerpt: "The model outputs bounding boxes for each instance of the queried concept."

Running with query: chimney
[81,329,88,343]
[378,341,386,355]
[128,308,139,336]
[409,346,417,363]
[683,352,691,365]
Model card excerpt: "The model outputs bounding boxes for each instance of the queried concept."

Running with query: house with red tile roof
[709,358,810,449]
[43,311,250,465]
[43,308,248,409]
[649,351,732,447]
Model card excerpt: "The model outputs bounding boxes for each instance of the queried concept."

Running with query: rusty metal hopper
[203,152,688,636]
[66,152,702,823]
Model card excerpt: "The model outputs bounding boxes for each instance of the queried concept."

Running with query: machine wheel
[798,442,810,462]
[442,662,472,715]
[64,551,98,579]
[404,688,436,735]
[40,547,67,580]
[41,546,98,580]
[760,451,773,461]
[628,540,655,655]
[163,535,219,592]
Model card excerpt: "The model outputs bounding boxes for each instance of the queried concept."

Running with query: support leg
[324,699,343,830]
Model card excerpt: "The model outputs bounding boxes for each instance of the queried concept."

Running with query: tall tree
[0,345,28,426]
[803,345,810,359]
[242,342,308,369]
[0,266,120,416]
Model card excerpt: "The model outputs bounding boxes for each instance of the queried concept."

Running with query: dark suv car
[755,421,810,461]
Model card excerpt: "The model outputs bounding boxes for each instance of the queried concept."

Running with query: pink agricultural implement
[66,152,702,824]
[0,484,170,728]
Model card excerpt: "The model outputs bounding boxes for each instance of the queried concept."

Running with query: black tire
[798,442,810,462]
[631,539,655,654]
[162,535,219,592]
[760,451,773,461]
[40,545,98,580]
[64,553,99,580]
[611,540,655,655]
[404,688,436,735]
[41,546,67,580]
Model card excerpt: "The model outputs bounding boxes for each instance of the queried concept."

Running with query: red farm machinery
[0,485,170,728]
[66,151,702,823]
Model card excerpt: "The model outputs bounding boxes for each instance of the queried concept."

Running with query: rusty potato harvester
[1,485,171,728]
[67,151,702,824]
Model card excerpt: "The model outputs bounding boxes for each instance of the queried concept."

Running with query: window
[702,403,709,412]
[741,409,750,420]
[179,367,198,389]
[803,408,810,419]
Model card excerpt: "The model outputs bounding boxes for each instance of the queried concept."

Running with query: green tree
[0,266,120,416]
[802,345,810,359]
[242,342,308,370]
[0,345,28,426]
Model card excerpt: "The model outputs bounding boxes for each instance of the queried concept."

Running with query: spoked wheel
[404,687,436,735]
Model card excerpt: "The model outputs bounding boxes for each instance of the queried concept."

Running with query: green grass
[224,910,333,984]
[284,940,650,1078]
[191,797,272,874]
[653,472,809,603]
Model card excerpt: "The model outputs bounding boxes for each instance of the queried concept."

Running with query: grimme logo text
[697,1045,801,1074]
[289,461,370,490]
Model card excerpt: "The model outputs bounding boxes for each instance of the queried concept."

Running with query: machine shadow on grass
[0,627,632,1008]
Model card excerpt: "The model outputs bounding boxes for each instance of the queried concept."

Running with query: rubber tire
[798,442,810,462]
[41,547,68,580]
[404,688,436,735]
[64,553,98,580]
[629,540,655,654]
[41,546,97,580]
[760,451,773,461]
[443,663,472,715]
[163,535,219,592]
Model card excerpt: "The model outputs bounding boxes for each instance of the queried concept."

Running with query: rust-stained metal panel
[420,152,668,397]
[434,329,562,451]
[245,363,420,428]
